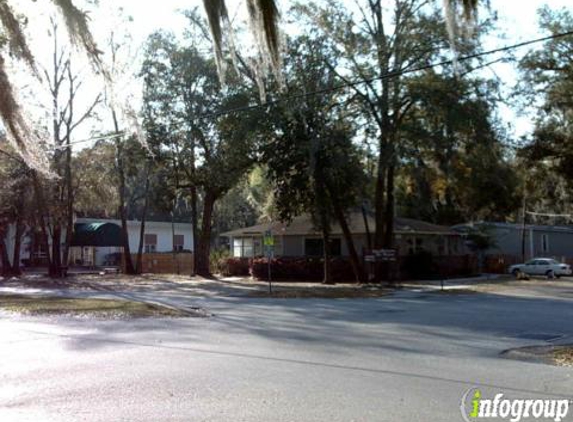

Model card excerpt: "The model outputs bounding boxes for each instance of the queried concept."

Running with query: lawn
[246,284,392,299]
[0,294,188,318]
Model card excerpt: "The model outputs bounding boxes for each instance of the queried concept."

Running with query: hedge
[251,257,356,282]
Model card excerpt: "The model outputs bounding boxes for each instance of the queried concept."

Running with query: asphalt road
[1,283,573,421]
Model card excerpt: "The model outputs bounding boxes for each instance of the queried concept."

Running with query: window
[233,238,242,257]
[242,238,254,257]
[541,234,549,253]
[232,238,255,258]
[330,239,342,256]
[305,239,323,257]
[144,234,157,253]
[406,237,425,254]
[173,235,184,252]
[304,238,342,257]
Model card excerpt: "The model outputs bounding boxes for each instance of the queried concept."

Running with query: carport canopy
[70,222,123,247]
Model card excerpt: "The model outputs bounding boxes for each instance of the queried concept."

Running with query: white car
[509,258,572,279]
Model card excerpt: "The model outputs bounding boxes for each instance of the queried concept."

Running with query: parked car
[508,258,572,279]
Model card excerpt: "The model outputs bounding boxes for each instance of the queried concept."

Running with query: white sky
[11,0,573,148]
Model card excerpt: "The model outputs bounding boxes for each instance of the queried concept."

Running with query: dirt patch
[501,345,573,368]
[429,289,480,295]
[247,286,392,299]
[0,294,190,318]
[553,347,573,368]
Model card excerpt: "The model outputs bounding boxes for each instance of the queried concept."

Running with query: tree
[141,27,262,277]
[0,147,32,277]
[0,0,101,170]
[37,19,101,277]
[397,70,520,224]
[294,0,458,284]
[203,0,479,80]
[518,7,573,210]
[262,36,368,283]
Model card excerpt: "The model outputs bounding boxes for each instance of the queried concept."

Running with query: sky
[12,0,573,148]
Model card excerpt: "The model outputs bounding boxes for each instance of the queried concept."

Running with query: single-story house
[453,222,573,261]
[221,213,466,259]
[2,217,194,270]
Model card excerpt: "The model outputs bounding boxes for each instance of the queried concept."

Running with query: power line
[52,132,126,149]
[185,29,573,121]
[53,29,573,147]
[526,211,572,218]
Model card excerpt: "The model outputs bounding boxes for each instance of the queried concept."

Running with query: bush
[221,257,251,277]
[210,248,231,275]
[400,251,435,279]
[399,252,478,280]
[251,256,356,282]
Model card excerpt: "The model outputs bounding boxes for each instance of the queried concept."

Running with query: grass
[553,347,573,368]
[247,286,392,299]
[0,294,188,318]
[430,288,480,295]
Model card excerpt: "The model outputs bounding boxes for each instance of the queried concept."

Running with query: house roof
[71,223,123,247]
[76,218,192,229]
[453,222,573,234]
[220,213,456,238]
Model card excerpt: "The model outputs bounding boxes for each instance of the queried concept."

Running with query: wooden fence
[127,253,194,275]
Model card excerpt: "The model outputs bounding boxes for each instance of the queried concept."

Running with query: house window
[232,238,254,258]
[144,234,157,253]
[173,235,184,252]
[407,237,426,254]
[233,238,242,257]
[541,234,549,253]
[304,238,342,257]
[436,237,445,255]
[242,238,254,257]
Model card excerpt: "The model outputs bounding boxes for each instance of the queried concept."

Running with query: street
[1,281,573,421]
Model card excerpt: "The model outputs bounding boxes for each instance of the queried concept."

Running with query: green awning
[71,223,123,247]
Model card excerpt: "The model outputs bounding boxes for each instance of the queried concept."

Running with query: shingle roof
[453,222,573,234]
[220,213,456,237]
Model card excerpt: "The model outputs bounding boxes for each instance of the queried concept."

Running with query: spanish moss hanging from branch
[203,0,283,87]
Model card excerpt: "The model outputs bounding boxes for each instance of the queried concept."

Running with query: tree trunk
[195,190,217,277]
[0,226,12,277]
[190,185,198,276]
[49,224,64,278]
[374,138,388,249]
[11,218,23,276]
[62,136,74,267]
[328,186,367,283]
[383,163,395,249]
[31,173,56,275]
[321,215,333,285]
[135,163,151,274]
[113,110,135,275]
[362,204,373,252]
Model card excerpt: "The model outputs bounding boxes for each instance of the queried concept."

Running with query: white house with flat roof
[1,218,194,270]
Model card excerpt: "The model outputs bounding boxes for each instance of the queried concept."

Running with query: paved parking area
[1,275,572,421]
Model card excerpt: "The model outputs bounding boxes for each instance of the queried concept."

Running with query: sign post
[372,249,397,283]
[264,230,274,294]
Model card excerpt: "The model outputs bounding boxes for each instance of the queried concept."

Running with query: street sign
[372,249,397,262]
[264,230,274,247]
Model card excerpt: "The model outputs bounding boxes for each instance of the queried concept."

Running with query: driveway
[1,277,572,421]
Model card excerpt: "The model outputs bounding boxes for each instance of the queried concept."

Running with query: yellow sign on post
[264,231,274,247]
